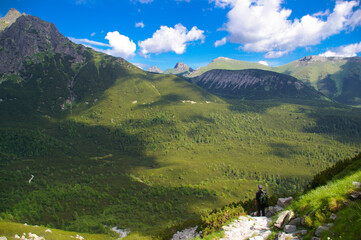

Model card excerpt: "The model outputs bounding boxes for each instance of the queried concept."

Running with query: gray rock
[329,213,337,220]
[352,181,361,188]
[289,217,301,226]
[315,226,330,237]
[0,237,7,240]
[277,197,293,208]
[249,236,263,240]
[350,191,361,200]
[266,205,283,217]
[296,230,308,235]
[311,237,321,240]
[274,210,295,229]
[284,225,297,233]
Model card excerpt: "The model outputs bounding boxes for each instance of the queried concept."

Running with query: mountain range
[0,8,361,239]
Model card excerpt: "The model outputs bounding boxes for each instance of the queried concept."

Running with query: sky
[1,0,361,70]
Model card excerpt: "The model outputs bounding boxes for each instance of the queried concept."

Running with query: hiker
[255,184,268,216]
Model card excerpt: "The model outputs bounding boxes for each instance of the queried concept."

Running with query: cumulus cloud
[258,60,269,66]
[138,23,205,56]
[319,41,361,57]
[68,37,110,47]
[214,37,227,47]
[135,22,145,28]
[105,31,136,58]
[213,0,361,58]
[69,32,136,59]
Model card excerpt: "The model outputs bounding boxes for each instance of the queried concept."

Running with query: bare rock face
[194,69,324,100]
[147,66,163,73]
[0,8,24,31]
[174,62,194,72]
[0,11,85,74]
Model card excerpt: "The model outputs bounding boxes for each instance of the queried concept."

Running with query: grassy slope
[288,154,361,239]
[0,221,115,240]
[189,56,361,105]
[1,51,361,238]
[188,58,271,77]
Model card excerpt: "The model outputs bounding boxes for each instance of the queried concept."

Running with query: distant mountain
[188,57,271,77]
[276,56,361,105]
[147,66,163,74]
[193,69,326,100]
[164,62,194,76]
[190,56,361,105]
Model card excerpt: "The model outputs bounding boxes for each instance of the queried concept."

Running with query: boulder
[0,237,7,240]
[289,217,301,226]
[349,191,361,200]
[274,210,295,229]
[352,181,361,188]
[296,230,308,236]
[311,237,321,240]
[284,225,297,234]
[329,213,337,220]
[315,226,330,237]
[277,197,293,208]
[266,206,283,217]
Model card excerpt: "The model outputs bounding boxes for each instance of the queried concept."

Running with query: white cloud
[135,22,145,28]
[138,23,205,56]
[258,60,269,66]
[319,41,361,57]
[90,32,96,37]
[211,0,236,8]
[214,37,227,47]
[68,37,110,47]
[69,32,136,59]
[105,31,136,59]
[214,0,361,58]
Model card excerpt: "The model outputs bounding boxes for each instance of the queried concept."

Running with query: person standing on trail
[255,184,268,216]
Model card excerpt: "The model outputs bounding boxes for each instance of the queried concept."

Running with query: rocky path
[221,216,271,240]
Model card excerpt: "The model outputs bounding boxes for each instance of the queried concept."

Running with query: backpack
[259,190,269,207]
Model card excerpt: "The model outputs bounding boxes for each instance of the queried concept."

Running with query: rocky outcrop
[147,66,163,74]
[193,69,325,100]
[0,9,85,74]
[0,8,24,31]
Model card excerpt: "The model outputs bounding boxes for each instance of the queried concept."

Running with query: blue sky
[1,0,361,70]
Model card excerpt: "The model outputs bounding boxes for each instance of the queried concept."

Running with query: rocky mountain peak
[174,62,193,72]
[0,12,86,74]
[0,8,25,31]
[147,66,163,73]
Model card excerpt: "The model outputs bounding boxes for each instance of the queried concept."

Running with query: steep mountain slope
[188,57,272,77]
[193,69,326,100]
[164,62,194,76]
[1,9,361,239]
[188,56,361,105]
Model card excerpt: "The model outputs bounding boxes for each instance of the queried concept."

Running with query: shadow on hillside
[303,108,361,144]
[135,93,184,109]
[269,142,299,158]
[0,118,219,237]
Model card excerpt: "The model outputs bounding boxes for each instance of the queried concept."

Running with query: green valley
[1,9,361,239]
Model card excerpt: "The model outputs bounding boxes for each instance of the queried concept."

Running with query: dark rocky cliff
[194,69,326,100]
[0,13,85,74]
